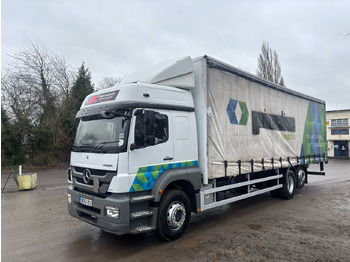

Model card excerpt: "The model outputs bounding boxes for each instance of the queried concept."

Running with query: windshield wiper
[92,140,120,153]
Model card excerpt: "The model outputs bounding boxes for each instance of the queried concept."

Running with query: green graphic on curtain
[300,102,327,163]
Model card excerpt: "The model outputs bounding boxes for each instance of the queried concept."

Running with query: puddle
[178,238,201,249]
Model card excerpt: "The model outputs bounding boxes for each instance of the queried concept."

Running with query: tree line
[1,42,120,167]
[1,41,284,168]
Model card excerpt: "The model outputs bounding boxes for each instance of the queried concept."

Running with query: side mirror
[130,143,137,151]
[100,111,115,119]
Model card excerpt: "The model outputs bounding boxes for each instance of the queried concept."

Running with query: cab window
[133,110,168,148]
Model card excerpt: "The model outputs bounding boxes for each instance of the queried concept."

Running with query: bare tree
[256,41,285,87]
[2,41,74,124]
[1,41,76,165]
[98,76,121,90]
[51,52,75,99]
[1,70,40,123]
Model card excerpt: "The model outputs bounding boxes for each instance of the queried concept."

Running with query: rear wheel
[278,169,296,200]
[156,190,191,241]
[296,166,307,189]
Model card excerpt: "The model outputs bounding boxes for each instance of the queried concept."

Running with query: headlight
[67,194,72,204]
[106,206,119,219]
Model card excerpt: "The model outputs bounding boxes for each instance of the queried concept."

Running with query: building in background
[326,109,350,158]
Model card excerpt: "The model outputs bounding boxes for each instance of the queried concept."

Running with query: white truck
[67,56,327,241]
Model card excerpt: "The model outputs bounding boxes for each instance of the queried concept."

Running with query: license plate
[79,196,92,207]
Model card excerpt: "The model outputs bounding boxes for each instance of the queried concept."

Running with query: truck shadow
[65,226,165,260]
[65,192,279,260]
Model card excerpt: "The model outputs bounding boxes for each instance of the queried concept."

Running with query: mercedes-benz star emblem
[83,169,91,184]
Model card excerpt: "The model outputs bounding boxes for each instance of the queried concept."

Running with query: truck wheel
[156,189,191,241]
[278,169,296,200]
[296,166,306,189]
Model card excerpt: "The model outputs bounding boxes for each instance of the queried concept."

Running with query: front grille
[72,166,117,194]
[76,177,93,186]
[73,166,108,176]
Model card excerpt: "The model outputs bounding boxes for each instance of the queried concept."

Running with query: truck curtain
[206,67,326,178]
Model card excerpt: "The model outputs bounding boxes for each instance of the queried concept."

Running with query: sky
[2,0,350,110]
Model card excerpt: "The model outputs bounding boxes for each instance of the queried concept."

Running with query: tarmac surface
[2,159,350,261]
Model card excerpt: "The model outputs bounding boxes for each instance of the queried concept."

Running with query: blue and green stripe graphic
[129,160,199,192]
[300,102,327,163]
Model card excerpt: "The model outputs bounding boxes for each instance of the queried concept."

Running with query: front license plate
[79,196,92,207]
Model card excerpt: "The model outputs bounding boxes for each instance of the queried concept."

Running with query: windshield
[73,110,130,153]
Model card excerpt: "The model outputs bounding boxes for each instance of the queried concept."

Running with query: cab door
[128,108,174,192]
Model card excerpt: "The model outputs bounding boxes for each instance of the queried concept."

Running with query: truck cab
[67,57,202,240]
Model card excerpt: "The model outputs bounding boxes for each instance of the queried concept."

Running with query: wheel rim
[287,173,295,194]
[298,169,306,184]
[167,201,186,231]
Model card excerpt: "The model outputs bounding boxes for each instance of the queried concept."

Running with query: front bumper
[67,185,130,235]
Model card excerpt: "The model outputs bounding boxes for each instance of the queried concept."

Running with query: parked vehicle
[67,55,327,241]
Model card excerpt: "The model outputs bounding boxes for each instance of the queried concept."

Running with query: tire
[156,189,191,241]
[296,166,307,189]
[278,169,296,200]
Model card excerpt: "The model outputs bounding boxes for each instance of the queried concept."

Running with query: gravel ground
[2,159,350,261]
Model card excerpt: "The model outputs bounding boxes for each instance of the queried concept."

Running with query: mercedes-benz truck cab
[68,57,201,240]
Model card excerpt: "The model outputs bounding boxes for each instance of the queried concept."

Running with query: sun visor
[120,56,195,89]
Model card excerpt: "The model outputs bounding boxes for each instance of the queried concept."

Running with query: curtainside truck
[67,55,327,241]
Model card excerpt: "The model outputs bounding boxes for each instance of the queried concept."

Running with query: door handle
[163,156,173,161]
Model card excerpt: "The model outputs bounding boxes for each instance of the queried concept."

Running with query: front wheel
[156,190,191,241]
[278,169,296,200]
